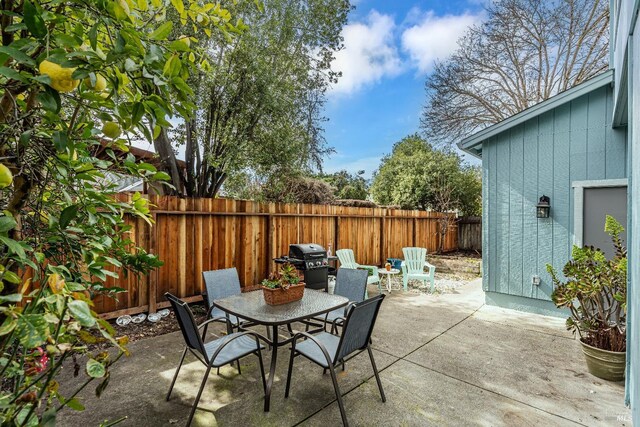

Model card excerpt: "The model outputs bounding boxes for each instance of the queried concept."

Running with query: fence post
[149,211,158,314]
[412,217,417,247]
[266,213,273,275]
[379,211,385,265]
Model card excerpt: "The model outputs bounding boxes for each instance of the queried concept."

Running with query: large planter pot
[262,283,305,306]
[580,340,626,381]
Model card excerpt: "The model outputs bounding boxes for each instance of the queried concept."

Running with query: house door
[573,180,627,257]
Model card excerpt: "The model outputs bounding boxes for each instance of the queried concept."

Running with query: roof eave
[457,70,614,157]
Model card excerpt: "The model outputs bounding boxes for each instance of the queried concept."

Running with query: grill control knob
[307,262,313,269]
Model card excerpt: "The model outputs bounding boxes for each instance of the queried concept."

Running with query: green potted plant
[261,263,305,305]
[547,215,627,381]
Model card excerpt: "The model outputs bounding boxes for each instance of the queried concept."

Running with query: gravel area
[383,270,479,294]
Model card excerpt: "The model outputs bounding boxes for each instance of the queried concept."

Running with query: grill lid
[289,243,326,259]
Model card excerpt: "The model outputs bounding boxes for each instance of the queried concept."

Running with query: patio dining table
[213,289,349,412]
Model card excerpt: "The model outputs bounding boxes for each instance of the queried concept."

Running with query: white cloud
[401,11,481,74]
[330,11,403,95]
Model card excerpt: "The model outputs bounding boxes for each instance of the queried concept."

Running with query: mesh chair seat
[204,333,264,367]
[295,332,340,368]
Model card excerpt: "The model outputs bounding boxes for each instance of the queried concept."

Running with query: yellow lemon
[0,164,13,188]
[39,60,79,93]
[84,74,107,92]
[102,121,122,139]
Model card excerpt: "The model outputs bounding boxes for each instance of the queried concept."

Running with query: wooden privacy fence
[457,216,482,252]
[97,195,458,318]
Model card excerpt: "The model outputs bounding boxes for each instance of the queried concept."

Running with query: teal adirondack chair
[401,247,436,292]
[336,249,381,297]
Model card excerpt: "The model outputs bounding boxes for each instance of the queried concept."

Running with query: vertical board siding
[508,125,524,296]
[95,196,458,317]
[483,85,628,302]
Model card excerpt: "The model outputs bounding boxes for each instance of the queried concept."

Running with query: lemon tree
[0,0,243,424]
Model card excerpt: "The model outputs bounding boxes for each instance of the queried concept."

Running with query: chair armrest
[198,316,232,330]
[425,261,436,271]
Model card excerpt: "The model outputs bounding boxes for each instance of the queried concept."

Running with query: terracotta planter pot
[262,283,305,306]
[580,339,626,381]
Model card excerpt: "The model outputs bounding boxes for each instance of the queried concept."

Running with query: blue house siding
[626,10,640,420]
[612,0,638,416]
[481,84,627,314]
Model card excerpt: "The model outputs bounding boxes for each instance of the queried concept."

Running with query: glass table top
[213,289,349,326]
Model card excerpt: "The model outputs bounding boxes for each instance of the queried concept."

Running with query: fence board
[97,195,459,318]
[458,216,482,251]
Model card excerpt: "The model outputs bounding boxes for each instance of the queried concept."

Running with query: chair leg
[236,360,242,374]
[186,364,212,427]
[328,364,349,427]
[284,345,297,398]
[403,275,408,292]
[166,347,188,401]
[367,345,386,402]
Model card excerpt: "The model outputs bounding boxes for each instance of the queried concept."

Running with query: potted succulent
[261,263,305,305]
[547,215,627,381]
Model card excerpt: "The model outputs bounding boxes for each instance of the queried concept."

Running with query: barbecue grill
[274,243,328,291]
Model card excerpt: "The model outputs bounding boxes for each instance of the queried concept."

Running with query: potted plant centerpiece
[547,215,627,381]
[261,263,306,305]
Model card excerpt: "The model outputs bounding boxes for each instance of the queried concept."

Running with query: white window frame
[572,179,628,247]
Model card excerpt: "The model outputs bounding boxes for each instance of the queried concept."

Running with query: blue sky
[322,0,487,178]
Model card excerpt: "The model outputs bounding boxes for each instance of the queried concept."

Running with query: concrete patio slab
[303,359,577,427]
[405,313,629,426]
[56,278,631,426]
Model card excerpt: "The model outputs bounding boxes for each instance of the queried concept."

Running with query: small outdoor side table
[377,268,401,292]
[213,289,348,412]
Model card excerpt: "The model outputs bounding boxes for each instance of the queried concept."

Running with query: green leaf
[65,397,85,411]
[0,317,16,336]
[23,0,47,39]
[36,87,61,113]
[1,270,21,284]
[0,235,26,259]
[68,300,96,327]
[86,359,106,378]
[0,294,22,303]
[41,409,56,427]
[53,130,69,152]
[59,204,79,229]
[170,0,184,15]
[0,66,29,83]
[149,22,173,40]
[0,46,36,66]
[15,314,50,348]
[0,216,17,233]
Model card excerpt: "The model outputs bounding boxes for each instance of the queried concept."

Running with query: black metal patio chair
[202,267,274,355]
[312,268,368,334]
[285,294,386,427]
[202,268,245,335]
[165,293,266,427]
